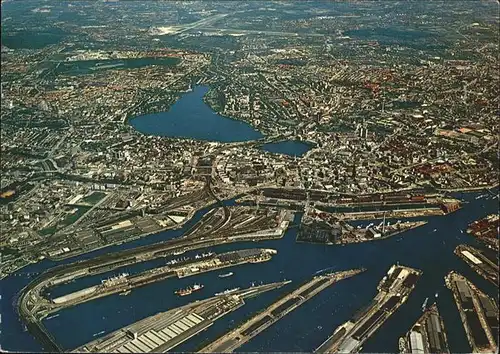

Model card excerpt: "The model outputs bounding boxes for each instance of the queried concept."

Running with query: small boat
[46,314,60,320]
[433,229,437,232]
[175,284,204,297]
[218,272,233,278]
[435,292,439,298]
[173,250,185,256]
[119,290,131,296]
[93,330,105,337]
[215,287,240,296]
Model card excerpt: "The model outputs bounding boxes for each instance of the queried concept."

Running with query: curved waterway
[1,190,498,353]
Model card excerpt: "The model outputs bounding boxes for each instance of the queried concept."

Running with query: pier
[199,269,365,353]
[36,249,278,317]
[315,264,422,353]
[445,272,498,353]
[399,303,450,353]
[71,281,290,353]
[455,244,498,287]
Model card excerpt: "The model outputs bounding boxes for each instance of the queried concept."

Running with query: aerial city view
[0,0,499,353]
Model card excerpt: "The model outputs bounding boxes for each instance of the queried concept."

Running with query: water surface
[130,86,264,143]
[1,191,498,353]
[261,141,312,157]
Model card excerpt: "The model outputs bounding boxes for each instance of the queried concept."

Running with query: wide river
[2,189,498,353]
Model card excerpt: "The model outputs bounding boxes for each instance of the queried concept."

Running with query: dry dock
[399,303,450,353]
[72,281,290,353]
[199,268,365,353]
[445,271,498,353]
[315,264,422,353]
[455,244,498,287]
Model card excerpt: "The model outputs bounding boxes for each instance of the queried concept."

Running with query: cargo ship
[218,272,233,278]
[175,284,204,297]
[215,287,240,296]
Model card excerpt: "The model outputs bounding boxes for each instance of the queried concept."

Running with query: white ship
[101,272,129,287]
[215,287,240,296]
[218,272,233,278]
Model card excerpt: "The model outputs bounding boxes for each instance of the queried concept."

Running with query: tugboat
[215,287,240,296]
[175,284,204,297]
[218,272,233,278]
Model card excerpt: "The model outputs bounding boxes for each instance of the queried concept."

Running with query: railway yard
[315,264,422,353]
[399,303,450,354]
[199,269,365,353]
[445,272,498,354]
[71,281,291,353]
[455,244,498,287]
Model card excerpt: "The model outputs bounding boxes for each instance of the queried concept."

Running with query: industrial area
[199,269,365,353]
[466,214,499,251]
[71,281,291,353]
[399,303,450,354]
[298,211,427,245]
[244,189,462,220]
[16,205,291,353]
[445,271,498,354]
[455,244,498,287]
[315,264,422,353]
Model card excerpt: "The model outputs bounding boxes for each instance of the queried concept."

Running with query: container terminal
[315,264,422,353]
[298,210,427,244]
[399,303,450,354]
[466,214,499,251]
[26,248,278,319]
[71,280,291,353]
[199,268,365,353]
[455,244,498,287]
[445,271,498,353]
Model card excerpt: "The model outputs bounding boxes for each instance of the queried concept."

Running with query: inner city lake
[129,85,313,157]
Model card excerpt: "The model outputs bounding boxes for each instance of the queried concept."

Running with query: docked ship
[215,287,240,296]
[101,273,129,287]
[218,272,233,278]
[175,284,204,297]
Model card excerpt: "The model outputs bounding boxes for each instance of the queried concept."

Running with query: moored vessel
[175,284,204,296]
